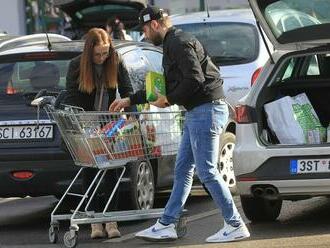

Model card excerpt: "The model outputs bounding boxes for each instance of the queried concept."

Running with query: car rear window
[175,22,259,66]
[262,0,330,38]
[0,60,70,94]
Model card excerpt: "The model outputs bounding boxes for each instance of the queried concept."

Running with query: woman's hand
[109,97,131,112]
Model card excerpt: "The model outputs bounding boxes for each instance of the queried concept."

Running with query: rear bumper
[0,156,79,197]
[238,179,330,198]
[0,147,136,197]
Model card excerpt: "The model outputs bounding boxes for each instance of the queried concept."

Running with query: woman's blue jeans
[160,101,242,227]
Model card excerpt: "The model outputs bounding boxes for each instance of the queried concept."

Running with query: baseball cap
[138,6,168,26]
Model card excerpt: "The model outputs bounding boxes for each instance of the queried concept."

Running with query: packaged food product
[146,71,166,101]
[105,117,126,138]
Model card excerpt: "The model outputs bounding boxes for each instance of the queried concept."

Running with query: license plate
[0,125,53,140]
[290,159,330,174]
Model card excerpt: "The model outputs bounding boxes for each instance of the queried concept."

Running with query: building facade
[0,0,26,35]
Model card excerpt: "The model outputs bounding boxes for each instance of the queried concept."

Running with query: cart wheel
[63,230,78,248]
[176,216,188,238]
[48,225,59,244]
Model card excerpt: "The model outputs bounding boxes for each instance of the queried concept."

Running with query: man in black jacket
[109,6,250,243]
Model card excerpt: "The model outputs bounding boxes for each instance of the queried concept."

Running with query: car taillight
[12,171,34,180]
[6,86,17,95]
[251,67,262,86]
[235,105,252,124]
[6,80,17,95]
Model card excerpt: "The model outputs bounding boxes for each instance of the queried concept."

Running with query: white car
[234,0,330,221]
[171,9,271,192]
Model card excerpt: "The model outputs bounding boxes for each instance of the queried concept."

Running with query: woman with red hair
[65,28,133,239]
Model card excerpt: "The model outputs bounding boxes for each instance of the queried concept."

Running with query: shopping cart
[32,93,187,248]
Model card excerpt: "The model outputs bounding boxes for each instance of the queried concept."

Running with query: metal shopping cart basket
[32,94,187,248]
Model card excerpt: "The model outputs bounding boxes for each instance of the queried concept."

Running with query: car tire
[127,160,155,210]
[240,196,282,222]
[218,132,237,194]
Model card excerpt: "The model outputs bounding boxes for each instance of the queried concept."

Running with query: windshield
[175,22,259,66]
[263,0,330,38]
[0,60,70,95]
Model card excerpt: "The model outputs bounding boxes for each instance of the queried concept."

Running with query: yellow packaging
[146,71,166,102]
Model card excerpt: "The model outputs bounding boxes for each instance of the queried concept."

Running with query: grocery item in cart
[105,117,126,138]
[101,119,144,159]
[118,120,144,158]
[146,71,166,101]
[72,136,95,165]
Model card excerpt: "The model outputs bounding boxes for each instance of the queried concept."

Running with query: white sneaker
[135,220,178,242]
[206,221,250,243]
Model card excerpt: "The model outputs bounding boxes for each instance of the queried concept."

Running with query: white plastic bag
[140,104,182,156]
[291,93,326,144]
[264,93,325,144]
[265,95,305,144]
[149,105,182,155]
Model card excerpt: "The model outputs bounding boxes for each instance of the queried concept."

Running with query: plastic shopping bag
[291,93,326,144]
[264,93,325,144]
[140,104,182,156]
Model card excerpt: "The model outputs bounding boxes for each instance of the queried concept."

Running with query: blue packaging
[95,154,108,164]
[106,118,126,138]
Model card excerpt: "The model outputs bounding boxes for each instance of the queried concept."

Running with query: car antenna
[205,0,210,17]
[40,8,52,51]
[45,31,52,52]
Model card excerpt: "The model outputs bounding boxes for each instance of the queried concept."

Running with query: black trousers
[82,167,119,212]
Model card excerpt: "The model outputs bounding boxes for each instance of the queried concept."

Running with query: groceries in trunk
[264,93,328,145]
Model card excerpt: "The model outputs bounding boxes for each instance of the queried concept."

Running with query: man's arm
[166,41,205,105]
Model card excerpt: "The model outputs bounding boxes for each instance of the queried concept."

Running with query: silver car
[171,9,271,192]
[234,0,330,221]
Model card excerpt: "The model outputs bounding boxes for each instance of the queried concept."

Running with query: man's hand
[150,94,170,108]
[109,97,131,112]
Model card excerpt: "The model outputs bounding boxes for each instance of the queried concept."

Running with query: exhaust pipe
[264,186,279,200]
[252,187,265,198]
[252,186,279,200]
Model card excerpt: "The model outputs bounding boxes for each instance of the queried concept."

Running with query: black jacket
[65,53,133,111]
[130,27,225,110]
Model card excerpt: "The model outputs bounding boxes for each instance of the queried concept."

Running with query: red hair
[79,28,118,93]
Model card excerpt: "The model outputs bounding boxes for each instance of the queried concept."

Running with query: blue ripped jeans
[160,101,242,227]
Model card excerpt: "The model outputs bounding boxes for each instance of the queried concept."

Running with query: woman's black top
[65,53,133,111]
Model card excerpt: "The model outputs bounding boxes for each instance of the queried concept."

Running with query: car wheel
[128,160,155,210]
[218,132,237,194]
[240,196,282,222]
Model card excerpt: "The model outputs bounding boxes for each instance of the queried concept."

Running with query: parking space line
[103,208,219,243]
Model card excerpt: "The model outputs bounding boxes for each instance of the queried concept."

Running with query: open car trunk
[54,0,147,39]
[256,49,330,145]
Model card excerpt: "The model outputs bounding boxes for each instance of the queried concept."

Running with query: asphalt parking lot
[1,195,330,248]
